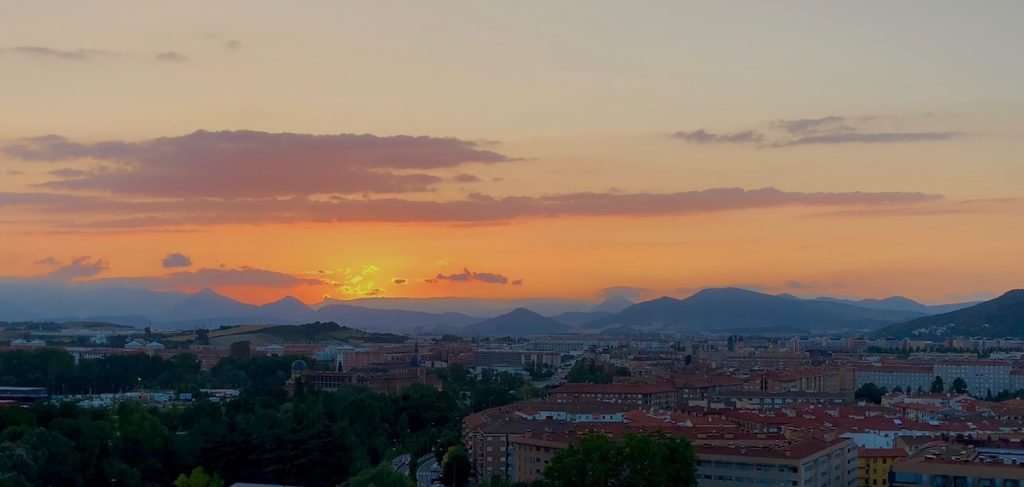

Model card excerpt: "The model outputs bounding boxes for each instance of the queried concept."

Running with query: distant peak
[194,288,221,297]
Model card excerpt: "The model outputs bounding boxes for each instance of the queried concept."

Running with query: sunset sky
[2,1,1023,305]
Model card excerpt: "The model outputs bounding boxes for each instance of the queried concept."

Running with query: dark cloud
[671,129,764,144]
[48,168,90,178]
[0,187,945,229]
[155,51,188,62]
[45,256,109,280]
[785,280,808,290]
[34,257,62,267]
[598,286,650,300]
[511,279,523,286]
[452,173,483,183]
[392,278,407,285]
[0,46,116,61]
[161,252,192,268]
[432,268,511,285]
[5,130,510,197]
[224,40,242,51]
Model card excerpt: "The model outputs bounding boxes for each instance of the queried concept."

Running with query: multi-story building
[858,448,907,487]
[694,438,858,487]
[890,441,1024,487]
[549,382,678,410]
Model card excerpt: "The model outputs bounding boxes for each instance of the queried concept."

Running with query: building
[695,438,858,487]
[549,382,678,410]
[858,448,907,487]
[891,440,1024,486]
[511,429,574,483]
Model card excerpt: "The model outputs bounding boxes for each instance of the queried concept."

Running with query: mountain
[591,295,635,314]
[550,310,611,326]
[317,296,592,316]
[814,296,979,314]
[464,308,571,336]
[586,287,925,332]
[160,288,261,322]
[259,295,316,322]
[874,290,1024,339]
[314,304,478,333]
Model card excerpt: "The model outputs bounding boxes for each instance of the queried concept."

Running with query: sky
[2,1,1023,305]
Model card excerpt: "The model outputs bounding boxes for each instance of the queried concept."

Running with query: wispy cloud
[671,129,764,144]
[5,130,511,197]
[44,256,109,280]
[0,45,116,61]
[0,187,945,229]
[155,51,188,63]
[673,115,963,147]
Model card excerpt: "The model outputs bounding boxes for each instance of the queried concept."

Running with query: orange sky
[1,2,1023,305]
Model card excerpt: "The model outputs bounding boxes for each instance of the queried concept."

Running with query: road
[415,453,441,487]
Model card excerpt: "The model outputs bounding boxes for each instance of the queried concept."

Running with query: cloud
[155,51,187,62]
[5,169,24,176]
[672,129,764,144]
[45,256,109,280]
[0,46,116,61]
[161,252,192,268]
[34,257,62,267]
[0,187,945,229]
[392,278,408,285]
[778,132,959,146]
[224,40,242,52]
[48,168,90,178]
[598,286,650,300]
[432,268,512,285]
[785,280,808,290]
[5,130,511,197]
[673,115,962,147]
[511,279,523,286]
[453,173,483,183]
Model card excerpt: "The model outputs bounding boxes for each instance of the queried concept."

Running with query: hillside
[874,290,1024,339]
[585,287,924,332]
[464,308,571,336]
[814,295,978,314]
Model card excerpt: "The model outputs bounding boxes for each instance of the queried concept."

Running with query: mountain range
[0,279,1000,337]
[874,289,1024,339]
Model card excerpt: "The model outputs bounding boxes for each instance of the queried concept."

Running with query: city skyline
[3,1,1024,305]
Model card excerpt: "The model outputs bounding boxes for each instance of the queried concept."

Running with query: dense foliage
[565,357,628,384]
[854,383,888,404]
[0,349,473,486]
[543,431,697,487]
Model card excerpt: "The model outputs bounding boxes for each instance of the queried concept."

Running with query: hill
[585,287,924,332]
[464,308,571,336]
[591,295,635,313]
[874,290,1024,339]
[814,295,978,314]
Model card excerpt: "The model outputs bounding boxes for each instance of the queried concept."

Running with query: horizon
[3,2,1023,307]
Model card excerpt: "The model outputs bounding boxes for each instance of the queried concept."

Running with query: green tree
[339,464,414,487]
[854,383,888,404]
[544,431,697,487]
[950,377,968,394]
[930,376,944,393]
[441,445,470,487]
[174,466,225,487]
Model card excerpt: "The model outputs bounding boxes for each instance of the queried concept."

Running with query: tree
[544,431,697,487]
[950,377,968,394]
[930,376,944,393]
[339,464,413,487]
[854,383,888,404]
[441,445,470,487]
[174,467,224,487]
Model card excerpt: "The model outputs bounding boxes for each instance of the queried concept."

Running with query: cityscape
[2,2,1024,487]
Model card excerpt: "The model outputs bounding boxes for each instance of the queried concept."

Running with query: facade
[858,448,907,487]
[549,382,678,410]
[511,430,573,483]
[695,438,858,487]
